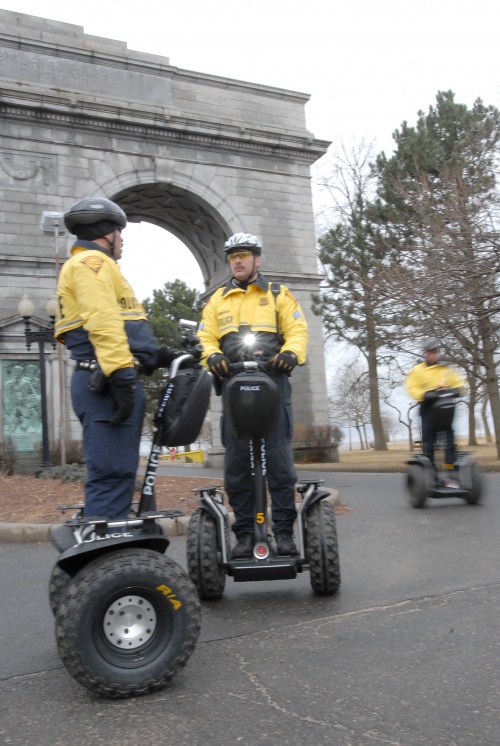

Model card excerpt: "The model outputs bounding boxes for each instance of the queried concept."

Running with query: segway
[405,388,483,508]
[47,321,212,698]
[186,339,341,599]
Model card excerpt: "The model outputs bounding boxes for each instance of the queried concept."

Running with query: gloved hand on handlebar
[207,353,230,379]
[141,347,181,375]
[157,347,182,369]
[271,350,298,374]
[423,390,440,402]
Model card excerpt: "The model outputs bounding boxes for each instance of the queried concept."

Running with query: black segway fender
[296,482,333,560]
[192,486,230,565]
[454,452,475,491]
[407,454,435,493]
[56,530,170,576]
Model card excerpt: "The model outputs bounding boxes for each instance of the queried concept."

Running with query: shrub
[0,437,18,476]
[40,463,87,484]
[50,440,86,466]
[293,424,344,463]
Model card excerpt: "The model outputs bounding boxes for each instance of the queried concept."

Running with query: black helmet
[64,197,127,235]
[224,232,262,256]
[423,338,440,352]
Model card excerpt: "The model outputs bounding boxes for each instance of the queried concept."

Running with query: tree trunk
[479,317,500,458]
[366,323,388,450]
[355,423,364,449]
[362,423,369,449]
[467,372,478,446]
[482,397,492,443]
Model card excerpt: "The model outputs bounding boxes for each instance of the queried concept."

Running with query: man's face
[113,229,124,260]
[227,249,260,282]
[424,348,439,364]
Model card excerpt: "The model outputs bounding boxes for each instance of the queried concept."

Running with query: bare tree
[314,139,401,450]
[330,362,372,450]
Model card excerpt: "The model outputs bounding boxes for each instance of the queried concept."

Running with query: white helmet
[224,232,262,256]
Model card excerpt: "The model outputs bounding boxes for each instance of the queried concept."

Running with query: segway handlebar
[169,346,203,379]
[229,359,272,375]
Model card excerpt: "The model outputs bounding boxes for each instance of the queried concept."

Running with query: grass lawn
[320,439,500,472]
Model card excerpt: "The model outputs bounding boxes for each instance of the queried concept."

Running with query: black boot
[231,534,254,559]
[275,532,298,556]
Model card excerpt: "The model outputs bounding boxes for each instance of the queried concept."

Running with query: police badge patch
[81,256,105,273]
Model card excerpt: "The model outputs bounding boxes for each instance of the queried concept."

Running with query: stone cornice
[0,96,330,164]
[0,33,311,105]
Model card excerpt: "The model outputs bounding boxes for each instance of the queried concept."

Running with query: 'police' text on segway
[48,320,211,698]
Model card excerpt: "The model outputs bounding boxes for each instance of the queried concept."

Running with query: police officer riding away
[198,232,308,558]
[55,197,179,520]
[405,338,465,488]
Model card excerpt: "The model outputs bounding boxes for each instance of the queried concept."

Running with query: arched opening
[114,183,232,296]
[119,223,205,303]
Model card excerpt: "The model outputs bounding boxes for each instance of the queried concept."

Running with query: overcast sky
[4,0,500,304]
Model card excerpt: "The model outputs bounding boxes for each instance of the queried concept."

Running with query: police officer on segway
[198,232,308,558]
[55,197,179,519]
[405,337,465,486]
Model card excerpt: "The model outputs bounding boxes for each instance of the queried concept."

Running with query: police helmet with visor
[223,232,262,257]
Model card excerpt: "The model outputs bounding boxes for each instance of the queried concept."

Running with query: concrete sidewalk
[0,491,340,543]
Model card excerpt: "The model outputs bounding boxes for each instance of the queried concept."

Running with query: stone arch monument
[0,10,330,467]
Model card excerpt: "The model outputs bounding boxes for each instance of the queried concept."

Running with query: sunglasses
[228,250,253,262]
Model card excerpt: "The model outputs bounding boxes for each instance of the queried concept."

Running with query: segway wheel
[465,461,483,505]
[55,548,201,698]
[406,464,427,508]
[304,500,341,596]
[186,508,226,600]
[48,563,71,616]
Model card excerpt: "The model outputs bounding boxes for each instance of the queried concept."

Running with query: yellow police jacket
[198,274,308,364]
[55,243,155,377]
[405,362,465,402]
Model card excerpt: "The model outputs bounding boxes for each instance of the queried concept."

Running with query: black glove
[271,350,298,374]
[208,353,230,379]
[423,390,440,402]
[109,377,136,424]
[157,347,181,368]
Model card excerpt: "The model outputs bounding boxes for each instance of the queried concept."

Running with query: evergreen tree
[141,280,203,430]
[374,91,500,454]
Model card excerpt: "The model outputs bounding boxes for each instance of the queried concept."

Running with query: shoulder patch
[81,256,105,274]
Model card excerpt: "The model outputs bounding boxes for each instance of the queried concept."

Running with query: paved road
[1,472,499,745]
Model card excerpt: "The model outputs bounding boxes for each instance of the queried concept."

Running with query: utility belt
[75,360,107,393]
[75,359,99,372]
[75,358,141,394]
[75,359,141,372]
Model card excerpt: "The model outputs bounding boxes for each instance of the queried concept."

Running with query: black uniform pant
[222,375,297,537]
[71,370,145,519]
[421,407,455,469]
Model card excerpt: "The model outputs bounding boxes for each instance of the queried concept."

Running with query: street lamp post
[40,211,67,465]
[18,293,58,473]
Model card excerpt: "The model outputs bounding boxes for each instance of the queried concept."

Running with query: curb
[0,491,340,544]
